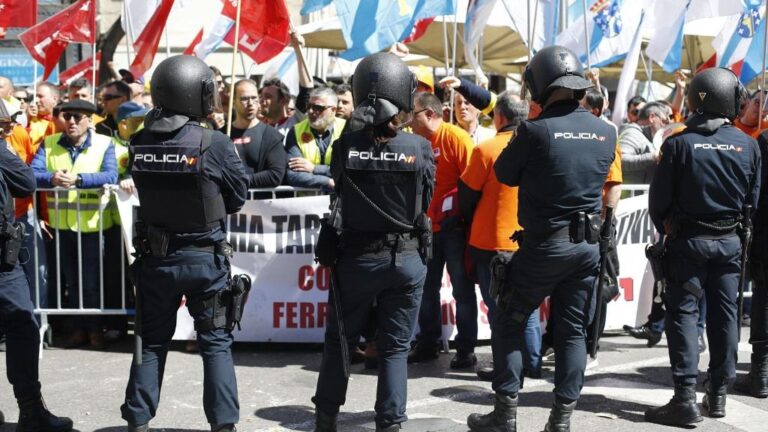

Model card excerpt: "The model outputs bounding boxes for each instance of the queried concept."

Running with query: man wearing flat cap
[30,99,118,349]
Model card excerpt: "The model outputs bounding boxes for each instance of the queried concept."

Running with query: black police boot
[314,409,337,432]
[644,384,702,426]
[467,393,517,432]
[734,349,768,398]
[542,399,576,432]
[450,352,478,369]
[627,325,662,347]
[702,379,727,418]
[211,424,237,432]
[16,394,73,432]
[127,424,149,432]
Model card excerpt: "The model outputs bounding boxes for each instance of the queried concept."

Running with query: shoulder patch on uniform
[698,92,707,101]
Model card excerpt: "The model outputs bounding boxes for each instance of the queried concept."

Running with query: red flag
[403,18,435,44]
[695,53,744,77]
[59,52,102,86]
[183,28,204,56]
[129,0,176,79]
[221,0,290,64]
[0,0,38,28]
[18,0,96,80]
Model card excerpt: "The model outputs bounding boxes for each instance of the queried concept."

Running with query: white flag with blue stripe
[712,1,762,69]
[645,0,691,73]
[556,0,645,67]
[646,0,746,73]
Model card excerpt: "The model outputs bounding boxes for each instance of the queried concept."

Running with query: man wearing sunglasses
[284,87,345,189]
[30,99,118,350]
[0,100,74,432]
[95,81,132,138]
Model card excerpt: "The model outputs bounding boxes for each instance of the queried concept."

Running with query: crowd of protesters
[2,34,766,370]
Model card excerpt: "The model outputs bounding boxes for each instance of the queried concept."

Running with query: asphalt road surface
[0,331,766,431]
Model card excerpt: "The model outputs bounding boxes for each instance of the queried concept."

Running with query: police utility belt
[515,212,603,245]
[0,218,24,267]
[132,222,252,332]
[340,232,420,255]
[671,216,741,239]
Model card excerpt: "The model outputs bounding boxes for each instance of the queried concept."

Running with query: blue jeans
[121,250,238,427]
[313,248,425,429]
[472,247,541,373]
[664,235,741,388]
[417,229,477,353]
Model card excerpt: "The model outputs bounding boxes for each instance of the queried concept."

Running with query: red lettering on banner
[273,303,284,328]
[441,300,456,325]
[297,266,330,291]
[286,302,298,328]
[480,301,489,325]
[298,265,313,291]
[300,302,315,328]
[620,277,634,301]
[273,302,329,328]
[318,302,328,327]
[539,298,551,321]
[316,266,330,291]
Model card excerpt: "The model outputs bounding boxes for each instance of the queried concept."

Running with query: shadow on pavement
[93,428,206,432]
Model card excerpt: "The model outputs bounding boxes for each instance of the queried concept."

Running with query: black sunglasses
[308,103,333,112]
[62,112,88,122]
[101,94,123,101]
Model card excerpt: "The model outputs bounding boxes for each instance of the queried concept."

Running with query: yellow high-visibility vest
[44,132,113,233]
[293,117,345,165]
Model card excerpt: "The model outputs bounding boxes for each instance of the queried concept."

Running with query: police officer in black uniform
[736,127,768,398]
[311,52,435,432]
[120,56,248,432]
[467,45,615,432]
[645,67,761,426]
[0,101,73,432]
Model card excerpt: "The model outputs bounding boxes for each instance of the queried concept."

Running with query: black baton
[329,266,350,378]
[738,205,753,340]
[590,206,614,359]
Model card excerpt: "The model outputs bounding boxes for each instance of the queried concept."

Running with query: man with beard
[229,80,286,188]
[284,87,345,189]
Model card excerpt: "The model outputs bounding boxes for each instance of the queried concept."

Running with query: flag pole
[225,0,243,137]
[759,2,768,126]
[123,1,134,71]
[449,0,458,125]
[92,10,98,104]
[442,16,450,74]
[581,0,591,70]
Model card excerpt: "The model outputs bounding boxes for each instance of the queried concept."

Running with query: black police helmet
[523,45,593,104]
[351,53,417,126]
[150,55,217,118]
[687,67,744,120]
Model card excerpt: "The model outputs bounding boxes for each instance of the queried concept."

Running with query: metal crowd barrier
[25,185,327,351]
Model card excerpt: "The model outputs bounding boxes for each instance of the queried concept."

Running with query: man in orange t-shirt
[735,90,768,138]
[409,92,478,368]
[458,92,544,380]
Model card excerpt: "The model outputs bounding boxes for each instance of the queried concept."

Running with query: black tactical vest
[341,131,423,233]
[131,124,226,232]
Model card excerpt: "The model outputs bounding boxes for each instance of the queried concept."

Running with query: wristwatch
[75,175,83,188]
